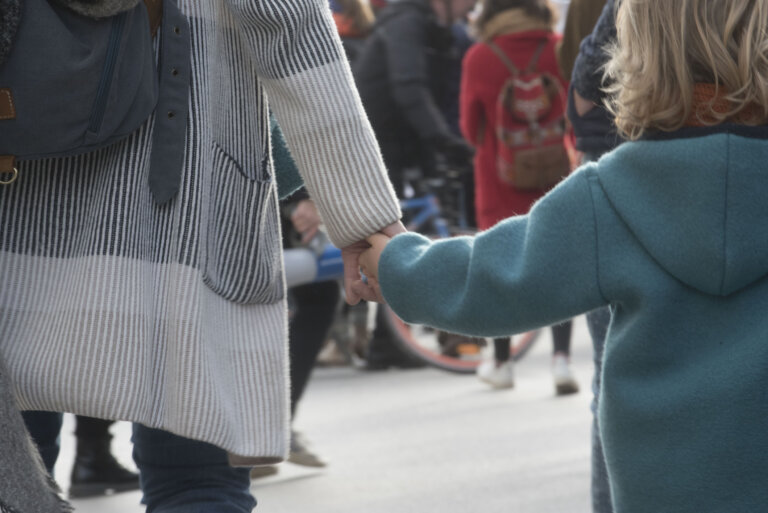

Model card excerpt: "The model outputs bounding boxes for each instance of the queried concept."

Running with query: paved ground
[55,316,595,513]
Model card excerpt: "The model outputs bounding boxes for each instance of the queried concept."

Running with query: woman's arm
[227,0,401,249]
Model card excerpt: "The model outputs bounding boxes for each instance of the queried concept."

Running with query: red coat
[460,30,569,230]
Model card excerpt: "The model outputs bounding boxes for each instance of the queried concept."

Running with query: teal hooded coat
[377,126,768,512]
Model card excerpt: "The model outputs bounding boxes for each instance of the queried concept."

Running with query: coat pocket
[202,141,284,305]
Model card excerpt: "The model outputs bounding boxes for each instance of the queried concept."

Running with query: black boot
[69,434,140,498]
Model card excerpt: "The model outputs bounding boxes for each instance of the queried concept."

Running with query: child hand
[359,233,391,302]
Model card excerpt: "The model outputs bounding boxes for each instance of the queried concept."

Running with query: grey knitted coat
[0,0,400,467]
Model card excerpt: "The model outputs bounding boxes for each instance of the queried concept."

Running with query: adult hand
[342,220,406,305]
[290,199,321,244]
[573,89,597,117]
[358,233,391,303]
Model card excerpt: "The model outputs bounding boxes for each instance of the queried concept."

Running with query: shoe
[250,465,279,479]
[553,353,580,396]
[363,354,426,371]
[288,432,327,468]
[69,436,140,498]
[365,334,426,371]
[476,359,514,389]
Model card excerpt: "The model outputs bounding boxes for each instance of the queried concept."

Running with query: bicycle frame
[401,194,451,238]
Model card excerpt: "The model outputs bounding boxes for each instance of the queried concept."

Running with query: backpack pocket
[201,142,284,305]
[499,144,570,191]
[0,0,157,160]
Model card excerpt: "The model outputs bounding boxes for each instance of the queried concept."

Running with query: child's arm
[375,169,608,338]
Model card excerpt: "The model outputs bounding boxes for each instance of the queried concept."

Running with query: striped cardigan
[0,0,400,463]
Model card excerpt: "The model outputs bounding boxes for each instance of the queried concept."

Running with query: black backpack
[0,0,190,204]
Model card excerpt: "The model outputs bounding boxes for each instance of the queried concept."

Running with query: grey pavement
[56,316,595,513]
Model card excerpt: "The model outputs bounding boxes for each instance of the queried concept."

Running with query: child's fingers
[366,233,390,248]
[350,278,379,303]
[369,277,384,303]
[359,249,378,280]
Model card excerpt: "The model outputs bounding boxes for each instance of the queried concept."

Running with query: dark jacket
[353,0,468,172]
[568,0,621,154]
[557,0,606,80]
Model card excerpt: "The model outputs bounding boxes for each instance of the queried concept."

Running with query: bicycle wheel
[381,304,541,374]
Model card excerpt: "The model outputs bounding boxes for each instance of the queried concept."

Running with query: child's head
[472,0,558,36]
[605,0,768,139]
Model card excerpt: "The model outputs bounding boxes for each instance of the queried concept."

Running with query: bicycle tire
[381,304,541,374]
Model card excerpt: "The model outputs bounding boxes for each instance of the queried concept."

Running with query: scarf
[52,0,142,18]
[0,358,72,513]
[479,8,552,41]
[0,0,21,66]
[685,83,767,127]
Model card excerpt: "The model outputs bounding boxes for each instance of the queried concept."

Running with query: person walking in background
[354,0,477,196]
[566,1,620,511]
[361,1,768,511]
[555,0,605,81]
[330,0,376,63]
[250,195,339,479]
[353,0,476,370]
[249,121,341,478]
[459,0,578,393]
[1,0,403,511]
[22,412,139,498]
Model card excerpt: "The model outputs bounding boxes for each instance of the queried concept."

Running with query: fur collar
[479,8,552,41]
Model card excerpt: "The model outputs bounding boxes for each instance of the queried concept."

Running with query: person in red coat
[460,0,578,393]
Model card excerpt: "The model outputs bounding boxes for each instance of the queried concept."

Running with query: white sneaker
[552,353,579,396]
[477,359,514,389]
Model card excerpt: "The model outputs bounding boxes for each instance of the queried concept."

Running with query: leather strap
[148,0,190,204]
[0,155,18,185]
[0,89,15,120]
[143,0,163,38]
[0,155,15,174]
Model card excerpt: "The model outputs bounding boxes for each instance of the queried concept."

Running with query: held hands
[341,221,404,305]
[358,233,391,303]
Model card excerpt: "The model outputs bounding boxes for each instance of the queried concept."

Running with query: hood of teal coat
[596,127,768,297]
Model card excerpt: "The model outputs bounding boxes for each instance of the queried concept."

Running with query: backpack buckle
[0,155,18,185]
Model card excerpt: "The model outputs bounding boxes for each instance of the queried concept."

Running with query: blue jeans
[132,424,255,513]
[22,412,256,512]
[21,411,63,473]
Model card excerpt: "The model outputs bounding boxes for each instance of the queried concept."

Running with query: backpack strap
[524,40,549,74]
[485,38,550,77]
[485,40,520,77]
[0,89,17,184]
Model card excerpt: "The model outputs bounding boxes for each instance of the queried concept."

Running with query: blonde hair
[604,0,768,140]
